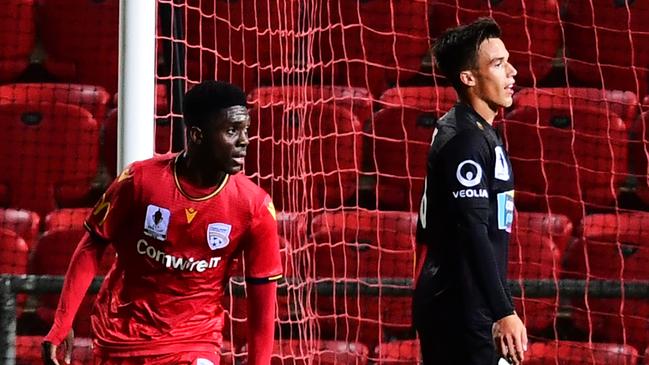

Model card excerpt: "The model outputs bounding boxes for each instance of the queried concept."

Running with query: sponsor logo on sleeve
[497,190,515,232]
[207,223,232,250]
[453,159,488,199]
[494,146,510,181]
[456,160,482,187]
[143,205,171,241]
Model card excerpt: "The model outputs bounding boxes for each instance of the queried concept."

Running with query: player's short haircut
[432,17,502,91]
[183,80,247,129]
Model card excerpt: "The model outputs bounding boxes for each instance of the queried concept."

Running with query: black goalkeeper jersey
[415,102,515,323]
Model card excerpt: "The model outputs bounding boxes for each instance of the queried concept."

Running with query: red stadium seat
[249,86,373,124]
[526,341,639,365]
[0,83,111,122]
[514,211,573,254]
[502,105,628,224]
[563,213,649,350]
[0,208,40,250]
[184,0,298,91]
[310,209,417,344]
[0,228,29,274]
[373,340,421,365]
[378,86,458,111]
[370,107,437,211]
[0,102,100,217]
[239,340,369,365]
[429,0,561,86]
[29,228,116,338]
[246,104,362,211]
[0,0,35,82]
[508,216,562,333]
[38,0,119,94]
[514,88,639,125]
[315,0,430,96]
[563,0,649,97]
[45,208,91,232]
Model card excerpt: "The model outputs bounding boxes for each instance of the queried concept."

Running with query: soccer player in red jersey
[42,80,282,365]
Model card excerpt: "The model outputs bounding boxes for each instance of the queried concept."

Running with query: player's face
[471,37,517,109]
[205,105,250,174]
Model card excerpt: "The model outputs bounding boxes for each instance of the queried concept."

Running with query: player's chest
[133,193,249,257]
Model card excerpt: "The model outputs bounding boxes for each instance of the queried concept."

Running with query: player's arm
[42,166,135,364]
[441,131,514,320]
[243,196,282,365]
[442,131,526,363]
[42,233,108,364]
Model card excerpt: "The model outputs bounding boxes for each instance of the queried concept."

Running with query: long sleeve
[441,130,514,320]
[44,233,107,345]
[246,281,277,365]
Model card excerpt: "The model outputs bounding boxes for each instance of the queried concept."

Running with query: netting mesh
[1,0,649,364]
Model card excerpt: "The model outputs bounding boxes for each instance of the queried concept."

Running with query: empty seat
[246,104,362,211]
[526,340,639,365]
[514,88,639,125]
[29,228,116,337]
[249,86,373,124]
[370,107,436,211]
[0,0,35,82]
[315,0,430,96]
[429,0,561,86]
[563,0,649,96]
[0,228,29,274]
[378,86,457,111]
[373,340,421,365]
[502,105,628,224]
[508,220,561,333]
[0,102,100,217]
[0,83,111,122]
[45,208,91,232]
[184,0,298,90]
[39,0,119,94]
[310,209,417,344]
[563,213,649,350]
[0,208,40,249]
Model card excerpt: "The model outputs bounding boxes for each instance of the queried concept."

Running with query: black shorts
[413,274,498,365]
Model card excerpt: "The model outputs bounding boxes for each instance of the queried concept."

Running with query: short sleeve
[84,165,135,243]
[243,194,283,283]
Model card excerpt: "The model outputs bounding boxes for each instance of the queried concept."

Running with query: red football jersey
[84,154,282,356]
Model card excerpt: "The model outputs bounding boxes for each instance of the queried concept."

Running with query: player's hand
[492,314,527,364]
[41,330,74,365]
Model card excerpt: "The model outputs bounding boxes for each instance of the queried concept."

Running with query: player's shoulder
[228,173,271,205]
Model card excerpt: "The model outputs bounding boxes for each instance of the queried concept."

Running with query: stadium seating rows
[3,0,649,361]
[3,1,649,97]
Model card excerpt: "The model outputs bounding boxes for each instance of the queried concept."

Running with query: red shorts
[94,351,219,365]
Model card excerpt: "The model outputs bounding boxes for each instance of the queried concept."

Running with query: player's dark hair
[432,17,501,91]
[183,80,247,129]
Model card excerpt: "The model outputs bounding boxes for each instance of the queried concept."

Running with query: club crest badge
[207,223,232,250]
[144,205,171,241]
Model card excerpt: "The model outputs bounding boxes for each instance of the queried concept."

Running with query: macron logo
[137,239,221,272]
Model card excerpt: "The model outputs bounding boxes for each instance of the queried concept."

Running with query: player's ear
[459,70,476,88]
[189,126,204,145]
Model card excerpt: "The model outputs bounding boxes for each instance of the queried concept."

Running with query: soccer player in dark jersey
[41,80,282,365]
[413,18,527,365]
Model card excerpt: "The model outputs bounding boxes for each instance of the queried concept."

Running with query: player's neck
[177,151,227,188]
[461,95,497,125]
